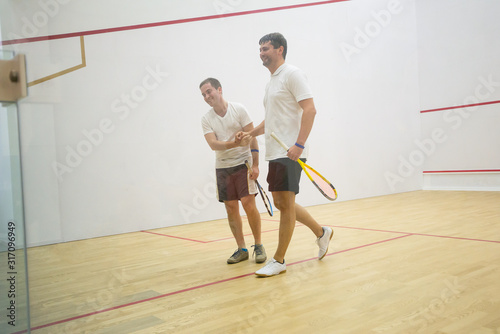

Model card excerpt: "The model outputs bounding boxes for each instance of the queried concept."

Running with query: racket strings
[303,164,337,200]
[259,184,273,216]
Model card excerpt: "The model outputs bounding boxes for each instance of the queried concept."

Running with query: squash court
[21,190,500,333]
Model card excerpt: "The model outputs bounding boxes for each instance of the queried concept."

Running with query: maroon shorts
[216,163,257,202]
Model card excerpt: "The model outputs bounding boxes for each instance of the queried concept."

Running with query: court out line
[18,234,405,333]
[143,221,500,245]
[420,99,500,113]
[289,234,413,266]
[141,221,291,243]
[329,225,500,244]
[423,169,500,174]
[2,0,349,46]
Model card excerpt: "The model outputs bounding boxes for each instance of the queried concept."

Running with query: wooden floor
[22,191,500,333]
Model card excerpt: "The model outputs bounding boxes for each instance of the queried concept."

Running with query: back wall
[1,0,422,246]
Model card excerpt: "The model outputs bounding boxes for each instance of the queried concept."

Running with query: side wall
[416,0,500,191]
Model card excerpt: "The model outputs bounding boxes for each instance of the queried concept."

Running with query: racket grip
[271,132,289,151]
[244,160,251,170]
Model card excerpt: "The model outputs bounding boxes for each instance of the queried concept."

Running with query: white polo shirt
[264,63,313,161]
[201,102,253,168]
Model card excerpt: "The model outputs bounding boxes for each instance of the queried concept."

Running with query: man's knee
[224,201,239,215]
[272,191,294,211]
[241,196,256,211]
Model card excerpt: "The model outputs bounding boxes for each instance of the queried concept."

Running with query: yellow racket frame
[271,132,337,201]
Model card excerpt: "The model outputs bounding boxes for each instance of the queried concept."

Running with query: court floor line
[19,234,407,333]
[141,225,283,243]
[330,225,500,244]
[289,234,412,265]
[141,223,500,244]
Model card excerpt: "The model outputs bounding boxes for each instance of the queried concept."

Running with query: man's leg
[273,192,333,262]
[271,190,296,263]
[225,200,250,264]
[240,195,262,245]
[224,200,245,249]
[295,203,323,238]
[295,202,333,259]
[241,194,267,263]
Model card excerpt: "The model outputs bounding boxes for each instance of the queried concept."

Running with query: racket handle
[271,132,289,151]
[271,132,306,167]
[244,160,251,170]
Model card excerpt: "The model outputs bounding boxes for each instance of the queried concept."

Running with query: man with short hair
[238,33,333,277]
[200,77,267,264]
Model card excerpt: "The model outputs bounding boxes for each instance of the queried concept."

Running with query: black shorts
[267,158,305,195]
[216,164,257,202]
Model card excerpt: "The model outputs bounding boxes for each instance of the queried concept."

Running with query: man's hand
[235,131,252,146]
[249,165,259,180]
[287,144,303,162]
[235,131,244,142]
[234,131,243,145]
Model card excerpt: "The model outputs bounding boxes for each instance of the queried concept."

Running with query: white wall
[1,0,423,246]
[415,0,500,191]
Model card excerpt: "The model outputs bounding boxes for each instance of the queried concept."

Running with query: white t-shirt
[201,102,253,168]
[264,63,313,161]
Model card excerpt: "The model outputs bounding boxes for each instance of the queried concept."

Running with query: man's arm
[242,123,260,180]
[249,120,265,138]
[287,98,316,161]
[236,119,265,146]
[204,132,240,151]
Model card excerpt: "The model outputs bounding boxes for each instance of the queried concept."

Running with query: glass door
[0,52,31,333]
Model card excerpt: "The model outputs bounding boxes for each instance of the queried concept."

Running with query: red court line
[141,230,210,243]
[330,225,500,244]
[16,273,254,334]
[289,234,413,266]
[144,221,500,245]
[420,100,500,113]
[141,223,288,243]
[18,233,405,333]
[2,0,349,46]
[261,217,280,222]
[423,169,500,174]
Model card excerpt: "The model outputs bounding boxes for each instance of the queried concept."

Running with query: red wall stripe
[420,100,500,113]
[1,0,349,46]
[423,169,500,174]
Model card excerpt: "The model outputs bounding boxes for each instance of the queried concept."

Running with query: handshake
[235,131,252,146]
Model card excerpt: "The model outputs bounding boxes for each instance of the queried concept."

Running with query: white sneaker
[317,226,333,260]
[255,258,286,277]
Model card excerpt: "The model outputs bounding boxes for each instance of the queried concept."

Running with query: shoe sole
[227,257,249,264]
[318,228,334,260]
[255,269,286,277]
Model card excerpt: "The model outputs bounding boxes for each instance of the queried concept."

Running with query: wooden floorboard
[22,191,500,333]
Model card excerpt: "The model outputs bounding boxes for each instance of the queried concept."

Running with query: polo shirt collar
[272,63,287,76]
